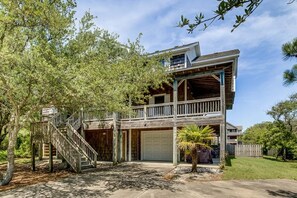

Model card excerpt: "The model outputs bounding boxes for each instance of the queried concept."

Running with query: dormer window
[170,54,185,66]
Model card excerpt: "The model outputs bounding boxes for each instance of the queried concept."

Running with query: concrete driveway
[1,163,297,198]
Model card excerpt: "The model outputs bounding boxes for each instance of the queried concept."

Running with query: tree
[0,99,10,146]
[0,2,168,185]
[282,38,297,85]
[178,0,296,33]
[0,0,77,185]
[240,121,272,145]
[177,125,215,172]
[267,93,297,160]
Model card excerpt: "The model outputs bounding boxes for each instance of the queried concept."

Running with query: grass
[223,156,297,180]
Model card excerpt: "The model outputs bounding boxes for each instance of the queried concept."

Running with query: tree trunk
[191,147,198,172]
[282,147,287,161]
[0,112,20,186]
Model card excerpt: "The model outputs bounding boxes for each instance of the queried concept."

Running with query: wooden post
[144,105,147,120]
[220,71,226,163]
[184,79,188,115]
[112,112,118,164]
[118,129,123,162]
[129,97,132,121]
[49,143,53,172]
[128,129,132,161]
[173,79,178,166]
[38,143,43,161]
[31,143,35,171]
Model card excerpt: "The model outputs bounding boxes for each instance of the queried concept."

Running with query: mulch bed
[0,160,73,192]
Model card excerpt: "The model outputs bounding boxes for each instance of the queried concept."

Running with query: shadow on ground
[1,164,181,197]
[225,156,234,167]
[267,190,297,198]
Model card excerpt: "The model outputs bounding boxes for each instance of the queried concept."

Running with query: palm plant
[177,125,215,172]
[282,38,297,86]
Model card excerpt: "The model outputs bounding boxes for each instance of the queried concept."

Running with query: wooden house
[31,42,240,172]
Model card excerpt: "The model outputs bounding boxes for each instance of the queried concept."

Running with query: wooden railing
[30,121,49,143]
[67,112,81,131]
[52,113,67,127]
[121,97,221,121]
[84,98,221,121]
[83,110,113,121]
[49,121,82,172]
[66,115,98,167]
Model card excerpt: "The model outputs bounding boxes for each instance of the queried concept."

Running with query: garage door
[141,131,173,161]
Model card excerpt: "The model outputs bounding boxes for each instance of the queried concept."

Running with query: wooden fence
[227,144,262,157]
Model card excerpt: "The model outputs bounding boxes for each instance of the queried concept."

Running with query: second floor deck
[83,97,224,129]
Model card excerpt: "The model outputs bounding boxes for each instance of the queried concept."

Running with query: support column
[184,79,188,115]
[173,79,178,166]
[49,143,53,172]
[220,71,226,163]
[118,129,123,162]
[31,143,35,171]
[112,112,118,164]
[128,129,132,161]
[38,143,43,161]
[183,80,187,163]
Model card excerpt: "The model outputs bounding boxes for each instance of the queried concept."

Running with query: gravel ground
[1,163,297,198]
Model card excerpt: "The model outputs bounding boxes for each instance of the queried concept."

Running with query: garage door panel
[141,131,173,161]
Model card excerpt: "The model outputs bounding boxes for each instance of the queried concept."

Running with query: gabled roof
[192,49,240,63]
[191,49,240,78]
[148,42,200,56]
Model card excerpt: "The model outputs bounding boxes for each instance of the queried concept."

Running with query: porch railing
[84,97,221,121]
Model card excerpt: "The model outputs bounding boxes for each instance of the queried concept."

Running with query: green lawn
[223,156,297,180]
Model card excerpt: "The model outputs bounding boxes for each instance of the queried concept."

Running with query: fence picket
[227,144,262,157]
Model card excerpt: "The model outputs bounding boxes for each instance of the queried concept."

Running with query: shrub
[0,150,7,161]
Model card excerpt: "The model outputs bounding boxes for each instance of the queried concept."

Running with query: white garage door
[141,131,173,161]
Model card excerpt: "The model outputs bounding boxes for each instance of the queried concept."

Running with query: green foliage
[282,38,297,85]
[177,125,215,150]
[241,121,272,145]
[267,94,297,159]
[178,0,266,33]
[0,150,6,161]
[242,94,297,159]
[0,1,168,184]
[15,129,31,158]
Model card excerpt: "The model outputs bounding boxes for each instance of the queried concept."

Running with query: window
[154,95,165,104]
[170,54,185,66]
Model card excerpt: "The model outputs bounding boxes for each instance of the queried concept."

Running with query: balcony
[83,97,221,122]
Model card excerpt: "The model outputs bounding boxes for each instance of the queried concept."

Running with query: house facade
[226,123,243,145]
[31,42,240,172]
[81,42,240,165]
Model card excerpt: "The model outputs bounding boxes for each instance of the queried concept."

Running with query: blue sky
[75,0,297,130]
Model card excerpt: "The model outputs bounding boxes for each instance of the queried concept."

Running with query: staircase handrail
[67,112,98,167]
[66,123,98,167]
[67,112,81,130]
[48,121,82,172]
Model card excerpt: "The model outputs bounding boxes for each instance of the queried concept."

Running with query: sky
[75,0,297,130]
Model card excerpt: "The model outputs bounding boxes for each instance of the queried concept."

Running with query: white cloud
[75,1,297,129]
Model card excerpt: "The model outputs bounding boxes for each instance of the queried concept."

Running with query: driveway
[1,163,297,198]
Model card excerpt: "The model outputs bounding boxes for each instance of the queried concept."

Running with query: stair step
[81,164,93,169]
[81,160,90,166]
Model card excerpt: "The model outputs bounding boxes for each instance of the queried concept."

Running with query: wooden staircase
[32,112,98,172]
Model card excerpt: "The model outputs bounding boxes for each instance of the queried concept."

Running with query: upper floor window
[170,54,185,66]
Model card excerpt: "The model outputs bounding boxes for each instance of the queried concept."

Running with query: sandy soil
[0,159,73,192]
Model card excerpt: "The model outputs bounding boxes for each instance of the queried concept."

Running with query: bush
[0,150,7,161]
[15,129,31,158]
